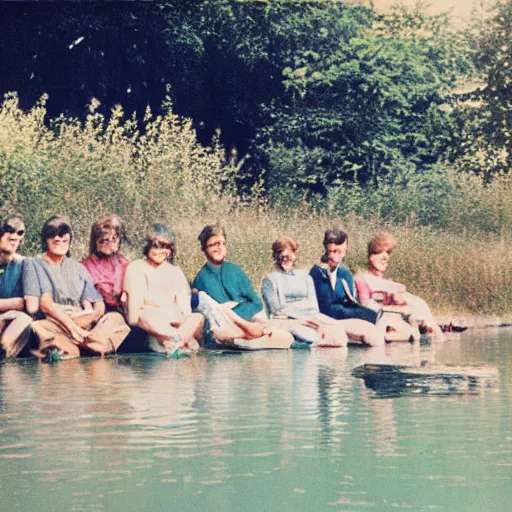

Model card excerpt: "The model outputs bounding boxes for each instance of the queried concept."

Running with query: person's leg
[32,319,81,359]
[85,312,131,355]
[336,318,385,346]
[176,313,204,350]
[404,293,444,341]
[0,311,33,358]
[379,312,420,342]
[316,323,348,347]
[195,292,266,342]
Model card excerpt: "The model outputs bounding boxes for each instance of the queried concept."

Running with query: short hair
[0,214,25,237]
[271,237,298,263]
[143,223,177,263]
[368,232,397,256]
[41,215,72,256]
[198,224,226,252]
[323,228,348,248]
[89,213,126,255]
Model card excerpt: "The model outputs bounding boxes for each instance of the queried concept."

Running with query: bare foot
[241,321,268,339]
[211,327,238,342]
[183,338,201,351]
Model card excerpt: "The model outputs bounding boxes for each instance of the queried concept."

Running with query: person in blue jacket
[309,228,379,324]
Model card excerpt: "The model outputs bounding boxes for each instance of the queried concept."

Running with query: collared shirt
[328,265,338,290]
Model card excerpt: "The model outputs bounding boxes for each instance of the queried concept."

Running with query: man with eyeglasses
[0,214,33,358]
[192,224,293,349]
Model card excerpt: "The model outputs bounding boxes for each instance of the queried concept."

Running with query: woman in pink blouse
[82,214,129,314]
[354,232,443,340]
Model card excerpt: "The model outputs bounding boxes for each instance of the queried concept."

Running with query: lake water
[1,329,511,512]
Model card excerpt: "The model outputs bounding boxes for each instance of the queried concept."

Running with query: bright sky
[353,0,494,24]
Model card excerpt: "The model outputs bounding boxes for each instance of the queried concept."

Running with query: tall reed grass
[1,93,512,315]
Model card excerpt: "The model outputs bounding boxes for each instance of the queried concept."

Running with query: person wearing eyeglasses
[82,214,129,314]
[192,224,293,349]
[122,224,204,353]
[0,214,33,358]
[23,215,130,359]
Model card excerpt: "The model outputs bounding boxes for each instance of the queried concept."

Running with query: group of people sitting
[0,212,443,360]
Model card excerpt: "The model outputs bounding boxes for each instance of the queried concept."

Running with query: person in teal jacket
[192,225,263,322]
[192,224,293,349]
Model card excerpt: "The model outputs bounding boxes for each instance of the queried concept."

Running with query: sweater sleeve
[306,274,320,312]
[354,274,371,306]
[261,275,282,317]
[232,266,263,321]
[175,267,192,316]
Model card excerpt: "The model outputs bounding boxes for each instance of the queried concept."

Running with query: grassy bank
[1,93,512,316]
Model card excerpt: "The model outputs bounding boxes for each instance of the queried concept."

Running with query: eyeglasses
[3,225,25,237]
[98,236,119,245]
[206,241,226,249]
[46,226,71,239]
[150,241,173,250]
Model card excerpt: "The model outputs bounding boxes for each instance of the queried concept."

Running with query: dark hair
[368,232,397,256]
[321,228,348,264]
[0,214,25,237]
[271,237,298,263]
[89,213,126,255]
[143,223,177,264]
[41,215,72,256]
[323,228,348,248]
[198,224,226,252]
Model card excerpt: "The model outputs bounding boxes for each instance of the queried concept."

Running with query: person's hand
[69,323,90,343]
[390,291,407,306]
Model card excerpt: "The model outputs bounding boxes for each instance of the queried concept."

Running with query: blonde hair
[368,232,397,256]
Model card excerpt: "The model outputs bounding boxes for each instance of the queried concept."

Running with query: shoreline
[436,315,512,330]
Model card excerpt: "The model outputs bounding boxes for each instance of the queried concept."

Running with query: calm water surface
[1,329,511,511]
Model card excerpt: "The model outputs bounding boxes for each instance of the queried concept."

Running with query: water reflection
[0,332,511,512]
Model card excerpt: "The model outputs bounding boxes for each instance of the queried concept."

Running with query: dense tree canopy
[0,0,503,202]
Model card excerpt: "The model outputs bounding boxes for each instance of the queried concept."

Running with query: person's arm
[22,258,41,316]
[261,275,284,318]
[175,268,192,317]
[0,297,24,312]
[233,267,263,321]
[123,262,145,326]
[40,292,89,342]
[305,274,320,312]
[80,266,106,322]
[354,274,371,306]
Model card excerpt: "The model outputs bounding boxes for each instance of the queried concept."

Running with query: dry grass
[2,92,512,316]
